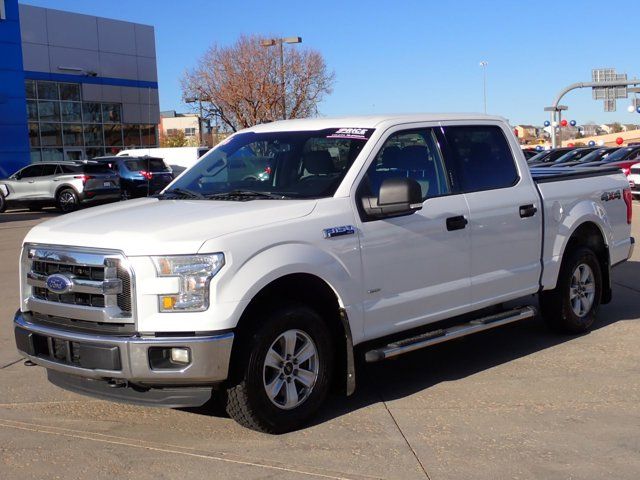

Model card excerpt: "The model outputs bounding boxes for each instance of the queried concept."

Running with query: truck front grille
[23,245,135,328]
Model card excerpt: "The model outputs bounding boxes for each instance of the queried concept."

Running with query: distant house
[514,125,540,140]
[579,124,602,136]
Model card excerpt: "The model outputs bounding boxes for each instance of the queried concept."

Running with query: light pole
[479,61,488,114]
[260,36,302,120]
[185,95,210,146]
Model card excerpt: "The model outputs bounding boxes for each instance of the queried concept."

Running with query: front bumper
[14,310,234,388]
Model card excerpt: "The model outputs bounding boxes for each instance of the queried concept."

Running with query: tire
[540,247,602,333]
[225,305,334,433]
[56,188,79,213]
[0,193,6,213]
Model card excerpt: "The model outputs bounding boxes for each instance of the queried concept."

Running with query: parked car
[629,163,640,199]
[14,114,634,433]
[551,147,618,168]
[526,147,574,166]
[0,161,120,213]
[580,145,640,176]
[541,147,598,167]
[117,147,210,177]
[95,156,173,199]
[522,149,538,160]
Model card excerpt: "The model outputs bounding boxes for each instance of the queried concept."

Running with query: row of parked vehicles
[0,155,174,213]
[525,145,640,198]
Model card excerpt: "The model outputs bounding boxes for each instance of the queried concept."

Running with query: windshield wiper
[205,190,294,201]
[158,188,204,199]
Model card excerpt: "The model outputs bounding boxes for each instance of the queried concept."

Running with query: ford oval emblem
[46,274,73,294]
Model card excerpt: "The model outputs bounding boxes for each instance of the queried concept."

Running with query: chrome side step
[365,306,536,362]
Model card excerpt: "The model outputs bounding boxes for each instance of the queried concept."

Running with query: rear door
[440,122,542,308]
[35,163,58,199]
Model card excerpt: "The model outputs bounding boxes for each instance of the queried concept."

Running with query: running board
[365,306,537,363]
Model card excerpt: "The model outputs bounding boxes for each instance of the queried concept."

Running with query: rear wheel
[225,305,334,433]
[540,247,602,333]
[56,188,79,213]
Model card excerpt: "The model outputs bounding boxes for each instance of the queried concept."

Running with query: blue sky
[21,0,640,126]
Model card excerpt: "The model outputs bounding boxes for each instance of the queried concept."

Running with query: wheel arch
[228,272,354,394]
[558,221,611,304]
[54,183,80,199]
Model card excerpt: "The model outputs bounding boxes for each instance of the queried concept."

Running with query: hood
[24,198,317,255]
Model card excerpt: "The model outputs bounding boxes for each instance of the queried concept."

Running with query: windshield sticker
[327,128,372,140]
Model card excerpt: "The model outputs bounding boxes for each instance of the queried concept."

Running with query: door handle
[28,180,35,184]
[519,204,537,218]
[446,215,468,231]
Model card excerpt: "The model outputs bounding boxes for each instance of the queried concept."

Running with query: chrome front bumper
[14,311,234,386]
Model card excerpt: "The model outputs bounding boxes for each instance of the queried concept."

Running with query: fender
[541,199,611,290]
[0,184,9,197]
[214,242,364,342]
[54,183,80,199]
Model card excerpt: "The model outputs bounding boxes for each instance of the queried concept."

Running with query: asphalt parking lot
[1,204,639,480]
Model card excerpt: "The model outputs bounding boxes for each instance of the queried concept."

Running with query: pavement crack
[0,358,23,370]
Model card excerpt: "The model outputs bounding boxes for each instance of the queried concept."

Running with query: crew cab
[13,114,634,433]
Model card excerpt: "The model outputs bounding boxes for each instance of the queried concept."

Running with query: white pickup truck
[14,114,634,433]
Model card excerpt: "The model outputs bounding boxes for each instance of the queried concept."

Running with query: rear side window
[444,125,518,192]
[41,164,57,176]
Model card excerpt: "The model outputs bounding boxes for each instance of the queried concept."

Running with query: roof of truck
[245,113,507,133]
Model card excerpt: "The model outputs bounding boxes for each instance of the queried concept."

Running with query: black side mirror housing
[362,177,423,219]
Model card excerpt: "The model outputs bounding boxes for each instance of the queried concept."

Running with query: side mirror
[10,173,20,180]
[362,177,423,219]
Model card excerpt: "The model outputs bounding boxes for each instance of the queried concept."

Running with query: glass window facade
[25,79,158,162]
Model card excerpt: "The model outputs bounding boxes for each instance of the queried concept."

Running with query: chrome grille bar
[22,244,135,325]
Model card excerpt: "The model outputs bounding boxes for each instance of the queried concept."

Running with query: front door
[357,127,472,341]
[64,149,84,161]
[9,164,44,200]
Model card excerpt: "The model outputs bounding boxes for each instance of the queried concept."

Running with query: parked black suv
[95,156,173,199]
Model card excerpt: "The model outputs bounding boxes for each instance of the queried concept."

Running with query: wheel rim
[262,329,319,410]
[59,192,76,211]
[569,263,596,317]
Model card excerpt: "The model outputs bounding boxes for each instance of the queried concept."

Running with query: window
[125,158,169,172]
[61,102,82,122]
[28,123,39,147]
[83,103,102,123]
[123,125,141,146]
[41,164,57,176]
[104,124,123,147]
[443,125,518,192]
[37,81,58,100]
[63,124,83,146]
[184,127,196,137]
[102,104,121,123]
[38,101,60,122]
[25,80,36,99]
[166,128,178,136]
[84,124,104,146]
[27,100,38,121]
[362,129,450,201]
[41,149,64,162]
[40,123,62,146]
[19,164,43,178]
[59,83,80,101]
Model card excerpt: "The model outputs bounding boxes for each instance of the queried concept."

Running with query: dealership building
[0,0,160,177]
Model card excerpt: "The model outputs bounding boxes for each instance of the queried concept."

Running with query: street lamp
[185,95,211,146]
[260,36,302,120]
[479,61,488,114]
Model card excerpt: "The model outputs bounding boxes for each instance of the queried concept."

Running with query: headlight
[152,254,224,312]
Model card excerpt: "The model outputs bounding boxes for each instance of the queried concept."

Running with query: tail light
[621,167,631,176]
[623,188,633,225]
[74,175,94,184]
[140,170,153,180]
[265,166,272,175]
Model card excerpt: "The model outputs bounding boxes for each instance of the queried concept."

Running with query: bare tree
[182,35,335,132]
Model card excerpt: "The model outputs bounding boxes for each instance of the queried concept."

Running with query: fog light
[170,347,190,364]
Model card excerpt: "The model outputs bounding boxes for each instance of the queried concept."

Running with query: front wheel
[540,247,602,333]
[56,189,79,213]
[225,305,334,433]
[0,192,6,213]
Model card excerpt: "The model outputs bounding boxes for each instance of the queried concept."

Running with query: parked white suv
[629,163,640,198]
[14,114,634,433]
[0,161,120,213]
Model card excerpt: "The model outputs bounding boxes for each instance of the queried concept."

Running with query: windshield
[600,147,639,163]
[575,148,615,164]
[165,128,373,199]
[125,158,169,172]
[527,151,549,163]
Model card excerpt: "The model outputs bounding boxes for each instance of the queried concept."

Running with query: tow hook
[107,378,128,388]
